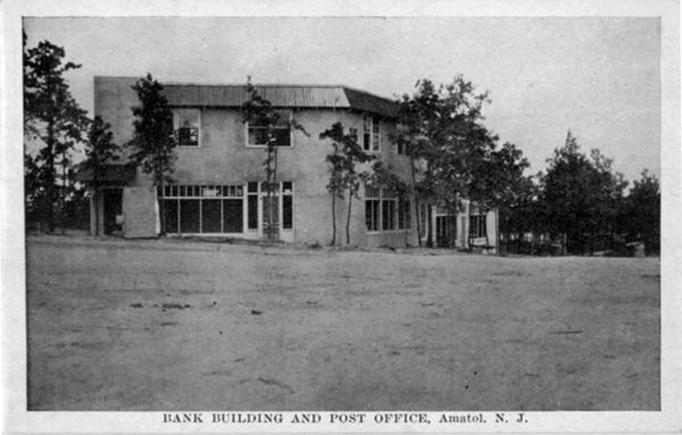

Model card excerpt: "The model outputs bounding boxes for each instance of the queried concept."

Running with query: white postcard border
[2,0,680,433]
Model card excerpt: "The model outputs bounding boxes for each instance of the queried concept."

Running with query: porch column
[89,188,96,236]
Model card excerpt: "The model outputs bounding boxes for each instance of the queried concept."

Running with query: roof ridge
[163,82,346,88]
[94,76,345,88]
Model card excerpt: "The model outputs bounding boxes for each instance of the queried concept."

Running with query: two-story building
[84,76,497,250]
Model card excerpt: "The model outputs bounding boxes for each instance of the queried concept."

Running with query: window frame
[371,115,380,152]
[365,199,380,232]
[365,186,408,234]
[395,126,407,156]
[382,198,396,231]
[160,183,245,234]
[469,211,488,239]
[398,198,411,230]
[172,108,201,148]
[246,181,294,234]
[362,114,381,152]
[245,110,294,148]
[282,182,294,231]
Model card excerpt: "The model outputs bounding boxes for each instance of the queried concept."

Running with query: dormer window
[362,114,380,152]
[173,109,200,147]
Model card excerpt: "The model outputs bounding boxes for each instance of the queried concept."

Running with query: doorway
[102,188,123,235]
[435,215,456,247]
[257,181,294,242]
[261,193,280,240]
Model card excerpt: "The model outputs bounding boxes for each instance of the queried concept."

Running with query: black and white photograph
[2,0,681,433]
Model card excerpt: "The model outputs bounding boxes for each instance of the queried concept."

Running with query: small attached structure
[77,163,136,236]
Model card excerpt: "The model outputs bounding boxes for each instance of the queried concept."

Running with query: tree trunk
[158,178,165,236]
[45,121,56,233]
[94,187,100,236]
[410,156,422,247]
[495,209,501,256]
[467,209,474,252]
[61,155,67,235]
[346,194,353,246]
[404,197,409,247]
[331,192,337,246]
[426,205,433,247]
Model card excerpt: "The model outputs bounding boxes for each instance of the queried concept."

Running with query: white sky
[24,16,661,183]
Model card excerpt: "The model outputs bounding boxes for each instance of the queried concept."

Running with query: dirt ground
[25,235,660,411]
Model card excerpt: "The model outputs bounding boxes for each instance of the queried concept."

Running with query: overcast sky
[24,16,660,183]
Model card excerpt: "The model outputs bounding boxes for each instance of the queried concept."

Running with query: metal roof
[160,83,398,118]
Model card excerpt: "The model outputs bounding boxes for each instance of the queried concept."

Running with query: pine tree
[24,36,89,232]
[624,170,659,254]
[542,131,627,254]
[128,74,177,235]
[83,116,120,235]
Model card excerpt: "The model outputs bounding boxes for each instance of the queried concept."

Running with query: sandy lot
[26,235,660,411]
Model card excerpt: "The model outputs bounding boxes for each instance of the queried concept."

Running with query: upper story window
[362,114,380,152]
[173,108,200,147]
[247,110,292,147]
[395,123,414,156]
[396,130,407,155]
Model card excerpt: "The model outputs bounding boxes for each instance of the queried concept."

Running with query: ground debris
[548,329,583,335]
[161,303,191,310]
[204,369,233,377]
[130,303,143,308]
[257,376,295,394]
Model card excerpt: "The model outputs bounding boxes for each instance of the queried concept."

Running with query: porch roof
[76,163,137,184]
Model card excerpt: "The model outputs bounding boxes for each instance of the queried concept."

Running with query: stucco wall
[95,77,417,247]
[122,186,158,238]
[94,77,138,160]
